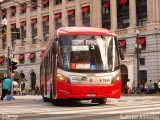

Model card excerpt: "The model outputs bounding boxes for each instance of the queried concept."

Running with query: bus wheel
[92,98,107,105]
[41,87,49,102]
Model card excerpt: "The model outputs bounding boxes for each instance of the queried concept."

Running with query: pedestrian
[29,86,32,94]
[148,80,154,94]
[127,79,132,94]
[21,81,25,95]
[1,76,12,100]
[34,83,39,95]
[144,81,149,94]
[132,81,136,94]
[158,80,160,93]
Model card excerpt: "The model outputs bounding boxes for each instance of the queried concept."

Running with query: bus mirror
[119,48,124,60]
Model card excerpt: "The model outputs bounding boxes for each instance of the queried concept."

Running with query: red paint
[55,80,121,99]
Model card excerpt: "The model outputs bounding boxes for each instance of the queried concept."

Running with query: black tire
[98,98,107,105]
[41,87,49,102]
[92,98,107,105]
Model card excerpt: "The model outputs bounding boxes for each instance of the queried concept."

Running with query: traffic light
[9,60,17,73]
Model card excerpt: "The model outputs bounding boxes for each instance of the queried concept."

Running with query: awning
[42,0,49,4]
[119,0,127,4]
[18,54,24,60]
[119,40,126,47]
[42,16,49,22]
[28,53,35,59]
[20,21,26,26]
[39,51,45,57]
[103,2,109,8]
[31,18,37,24]
[81,6,90,13]
[11,23,16,29]
[68,10,75,16]
[137,37,145,45]
[54,13,61,18]
[0,57,4,63]
[31,2,37,7]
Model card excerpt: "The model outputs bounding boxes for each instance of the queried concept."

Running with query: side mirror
[119,48,125,60]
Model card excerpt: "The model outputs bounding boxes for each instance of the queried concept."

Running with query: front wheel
[92,98,107,105]
[41,86,49,102]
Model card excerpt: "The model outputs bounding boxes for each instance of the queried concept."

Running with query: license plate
[86,94,96,97]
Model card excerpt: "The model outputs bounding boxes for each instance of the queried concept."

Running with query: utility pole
[136,29,140,94]
[7,46,10,77]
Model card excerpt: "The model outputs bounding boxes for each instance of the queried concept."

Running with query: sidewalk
[122,93,160,96]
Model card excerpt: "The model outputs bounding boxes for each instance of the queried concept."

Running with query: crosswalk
[19,99,160,120]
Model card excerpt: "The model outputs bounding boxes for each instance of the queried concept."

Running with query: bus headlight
[111,74,121,84]
[56,73,71,84]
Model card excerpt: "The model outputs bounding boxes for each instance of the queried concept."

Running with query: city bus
[40,27,121,105]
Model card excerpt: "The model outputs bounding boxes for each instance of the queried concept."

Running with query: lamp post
[136,29,140,94]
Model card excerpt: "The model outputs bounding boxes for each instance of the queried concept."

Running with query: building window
[101,0,110,29]
[81,6,90,27]
[42,16,49,42]
[31,0,37,11]
[11,23,16,47]
[31,18,37,44]
[136,0,147,26]
[20,3,27,14]
[10,6,16,17]
[68,9,75,26]
[1,24,6,49]
[21,21,26,46]
[140,58,145,65]
[18,54,25,64]
[0,57,4,66]
[54,13,62,29]
[55,0,62,5]
[139,70,147,84]
[117,0,129,29]
[1,9,7,19]
[42,0,49,8]
[28,53,36,63]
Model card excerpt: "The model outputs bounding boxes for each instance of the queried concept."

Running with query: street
[0,95,160,120]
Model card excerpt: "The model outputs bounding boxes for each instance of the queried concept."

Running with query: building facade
[0,0,160,90]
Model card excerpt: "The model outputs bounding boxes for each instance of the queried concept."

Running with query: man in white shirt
[127,79,132,94]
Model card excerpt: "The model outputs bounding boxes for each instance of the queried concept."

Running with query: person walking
[148,80,154,94]
[1,77,12,100]
[34,83,39,95]
[158,80,160,93]
[144,81,149,94]
[127,79,132,94]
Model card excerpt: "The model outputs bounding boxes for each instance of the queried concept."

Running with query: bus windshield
[58,35,120,73]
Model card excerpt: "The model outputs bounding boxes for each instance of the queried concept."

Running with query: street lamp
[136,29,140,94]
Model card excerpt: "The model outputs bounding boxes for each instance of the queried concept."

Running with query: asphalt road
[0,95,160,120]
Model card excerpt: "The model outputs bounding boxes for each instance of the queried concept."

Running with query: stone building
[0,0,160,90]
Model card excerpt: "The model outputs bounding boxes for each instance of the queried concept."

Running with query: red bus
[40,27,121,105]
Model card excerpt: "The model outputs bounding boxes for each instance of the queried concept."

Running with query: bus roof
[57,27,116,36]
